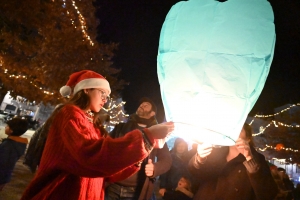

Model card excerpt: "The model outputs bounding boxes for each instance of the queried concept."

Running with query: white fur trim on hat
[60,86,72,97]
[74,78,111,95]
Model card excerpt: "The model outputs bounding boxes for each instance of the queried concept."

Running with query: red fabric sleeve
[41,105,149,178]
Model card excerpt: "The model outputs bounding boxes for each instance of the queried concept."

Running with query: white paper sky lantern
[157,0,276,146]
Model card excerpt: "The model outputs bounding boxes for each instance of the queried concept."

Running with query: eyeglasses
[95,89,110,101]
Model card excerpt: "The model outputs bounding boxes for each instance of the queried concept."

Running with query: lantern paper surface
[157,0,275,146]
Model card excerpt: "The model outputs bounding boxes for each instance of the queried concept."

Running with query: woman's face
[86,88,109,112]
[176,142,186,154]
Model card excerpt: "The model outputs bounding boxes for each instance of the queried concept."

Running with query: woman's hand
[235,138,253,161]
[147,122,174,139]
[143,122,174,149]
[196,143,213,163]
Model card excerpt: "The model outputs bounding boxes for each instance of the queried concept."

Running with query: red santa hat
[59,70,111,97]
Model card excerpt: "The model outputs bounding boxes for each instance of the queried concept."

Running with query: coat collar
[7,136,28,144]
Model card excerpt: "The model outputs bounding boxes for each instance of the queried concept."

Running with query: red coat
[21,105,150,200]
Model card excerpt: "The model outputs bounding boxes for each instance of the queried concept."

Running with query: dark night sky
[97,0,300,122]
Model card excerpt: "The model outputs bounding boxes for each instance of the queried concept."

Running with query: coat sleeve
[152,143,172,178]
[41,105,152,178]
[243,152,279,200]
[159,170,169,189]
[188,151,222,181]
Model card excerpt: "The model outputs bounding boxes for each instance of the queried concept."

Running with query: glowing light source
[157,0,275,146]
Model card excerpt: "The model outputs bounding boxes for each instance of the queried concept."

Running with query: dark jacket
[108,114,172,200]
[163,190,192,200]
[160,138,191,191]
[188,146,278,200]
[0,136,28,184]
[23,124,46,173]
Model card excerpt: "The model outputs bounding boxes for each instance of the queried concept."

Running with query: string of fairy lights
[252,120,300,137]
[63,0,94,46]
[102,100,129,124]
[253,103,300,118]
[250,104,300,162]
[3,69,54,95]
[256,145,299,153]
[101,100,129,131]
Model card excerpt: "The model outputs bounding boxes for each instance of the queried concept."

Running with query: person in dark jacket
[105,97,172,200]
[188,123,278,200]
[159,138,191,198]
[277,167,295,200]
[0,117,29,191]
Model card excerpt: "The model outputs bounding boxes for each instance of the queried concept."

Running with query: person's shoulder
[0,138,11,146]
[60,104,84,116]
[0,139,17,149]
[61,104,79,112]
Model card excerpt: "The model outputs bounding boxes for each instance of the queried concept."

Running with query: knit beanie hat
[6,117,29,136]
[59,70,111,97]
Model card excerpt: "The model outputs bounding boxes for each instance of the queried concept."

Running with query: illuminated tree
[101,98,129,132]
[0,0,125,104]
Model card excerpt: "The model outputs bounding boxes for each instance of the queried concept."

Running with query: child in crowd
[162,176,193,200]
[0,118,29,191]
[159,137,191,195]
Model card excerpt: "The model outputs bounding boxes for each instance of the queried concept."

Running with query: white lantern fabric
[157,0,276,146]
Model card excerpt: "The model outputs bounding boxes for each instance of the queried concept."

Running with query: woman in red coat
[21,70,173,200]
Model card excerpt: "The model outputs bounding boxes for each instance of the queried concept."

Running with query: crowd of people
[0,70,299,200]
